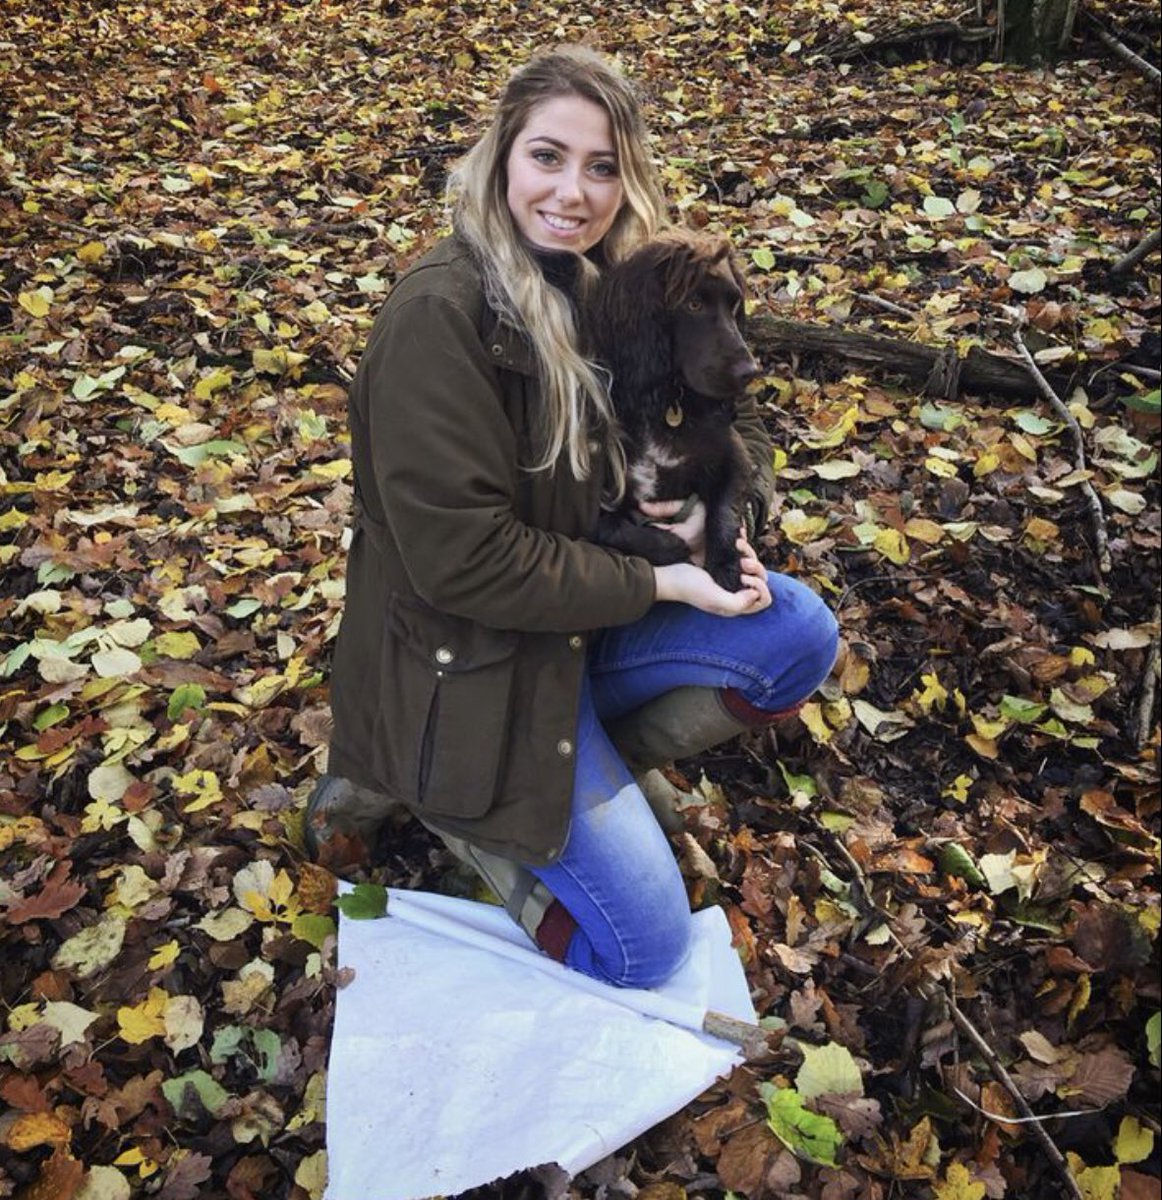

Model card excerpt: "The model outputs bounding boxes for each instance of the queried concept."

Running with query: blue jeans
[530,572,838,987]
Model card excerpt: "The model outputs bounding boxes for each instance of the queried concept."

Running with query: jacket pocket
[384,598,520,820]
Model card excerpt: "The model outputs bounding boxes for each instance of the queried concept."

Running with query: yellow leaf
[933,1161,986,1200]
[18,287,54,317]
[253,346,307,375]
[193,368,234,401]
[925,455,959,478]
[77,241,107,263]
[81,796,126,834]
[4,1111,72,1151]
[1025,517,1060,543]
[1066,1154,1119,1200]
[903,517,944,545]
[309,458,352,482]
[151,630,202,659]
[780,509,831,545]
[912,672,948,715]
[874,527,910,564]
[148,940,181,970]
[117,987,168,1044]
[269,868,295,909]
[1114,1115,1155,1165]
[965,733,999,759]
[1067,973,1091,1030]
[942,774,974,803]
[294,1149,328,1200]
[798,701,833,744]
[972,450,1001,477]
[172,768,224,813]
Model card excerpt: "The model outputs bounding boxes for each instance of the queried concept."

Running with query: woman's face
[505,94,625,254]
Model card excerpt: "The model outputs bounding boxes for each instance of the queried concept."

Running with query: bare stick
[856,292,916,319]
[1135,601,1162,749]
[941,992,1085,1200]
[1012,334,1112,576]
[1110,229,1162,278]
[1088,21,1162,91]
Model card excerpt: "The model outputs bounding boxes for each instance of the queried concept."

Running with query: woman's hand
[638,496,706,566]
[653,530,771,616]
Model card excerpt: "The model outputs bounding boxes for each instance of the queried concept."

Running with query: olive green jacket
[327,235,774,865]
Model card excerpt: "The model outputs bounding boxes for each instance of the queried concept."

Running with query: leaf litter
[1,1,1159,1198]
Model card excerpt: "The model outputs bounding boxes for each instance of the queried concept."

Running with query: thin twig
[1134,601,1162,749]
[942,993,1085,1200]
[1012,333,1112,576]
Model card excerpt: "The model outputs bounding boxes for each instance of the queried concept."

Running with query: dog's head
[594,231,760,403]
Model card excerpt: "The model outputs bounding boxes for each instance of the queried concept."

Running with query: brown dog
[587,231,760,590]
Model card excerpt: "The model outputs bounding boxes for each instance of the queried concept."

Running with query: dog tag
[665,404,684,428]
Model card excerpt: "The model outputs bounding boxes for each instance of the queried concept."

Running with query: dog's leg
[595,511,692,566]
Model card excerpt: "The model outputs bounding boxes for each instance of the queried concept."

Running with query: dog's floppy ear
[590,243,675,391]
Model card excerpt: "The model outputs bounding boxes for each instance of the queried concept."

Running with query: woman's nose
[555,168,583,203]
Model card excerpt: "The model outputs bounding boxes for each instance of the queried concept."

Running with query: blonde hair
[448,46,668,485]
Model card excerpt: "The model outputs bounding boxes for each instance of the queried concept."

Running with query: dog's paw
[708,558,743,592]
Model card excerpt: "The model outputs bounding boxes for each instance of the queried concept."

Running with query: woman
[309,46,838,988]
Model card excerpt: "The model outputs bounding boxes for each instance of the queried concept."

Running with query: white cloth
[324,888,755,1200]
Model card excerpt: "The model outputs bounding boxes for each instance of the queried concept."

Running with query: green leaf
[923,195,956,218]
[1012,410,1061,435]
[796,1041,863,1100]
[168,439,248,467]
[1147,1012,1161,1069]
[33,703,70,732]
[760,1083,842,1166]
[1000,695,1047,723]
[920,403,964,432]
[861,180,889,208]
[226,598,263,619]
[167,683,206,720]
[292,912,337,950]
[1122,388,1161,415]
[162,1069,230,1119]
[1009,267,1049,294]
[251,1028,282,1083]
[336,883,388,920]
[751,247,775,271]
[940,843,986,888]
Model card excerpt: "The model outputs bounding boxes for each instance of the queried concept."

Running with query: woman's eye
[590,161,618,178]
[533,150,558,165]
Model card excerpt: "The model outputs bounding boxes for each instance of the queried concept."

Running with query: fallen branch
[750,314,1061,400]
[1110,228,1162,278]
[1083,14,1162,90]
[1134,601,1162,749]
[1012,333,1112,576]
[819,20,993,62]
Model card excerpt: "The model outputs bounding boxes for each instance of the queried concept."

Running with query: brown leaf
[155,1150,213,1200]
[717,1122,787,1195]
[814,1094,884,1141]
[14,1148,83,1200]
[4,860,86,924]
[1061,1043,1134,1107]
[1071,904,1151,973]
[1121,1169,1162,1200]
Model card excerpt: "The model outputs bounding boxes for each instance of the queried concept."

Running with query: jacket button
[435,646,455,665]
[568,635,583,650]
[556,739,573,757]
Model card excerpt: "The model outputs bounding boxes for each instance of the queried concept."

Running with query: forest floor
[1,2,1160,1199]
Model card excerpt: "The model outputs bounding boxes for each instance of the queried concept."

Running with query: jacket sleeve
[359,292,657,633]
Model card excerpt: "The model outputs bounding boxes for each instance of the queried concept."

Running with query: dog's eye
[685,298,703,313]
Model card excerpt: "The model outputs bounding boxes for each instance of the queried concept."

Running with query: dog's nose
[733,354,761,387]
